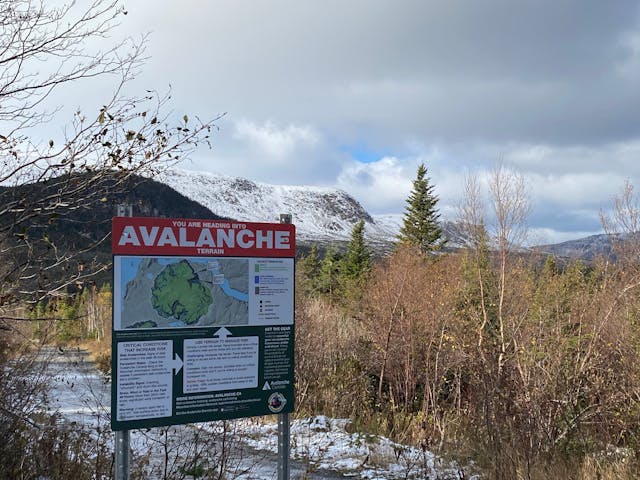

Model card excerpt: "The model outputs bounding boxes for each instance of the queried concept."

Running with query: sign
[111,217,295,431]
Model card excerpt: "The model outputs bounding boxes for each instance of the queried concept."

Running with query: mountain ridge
[156,169,395,245]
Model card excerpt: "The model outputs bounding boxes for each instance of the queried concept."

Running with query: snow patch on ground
[234,415,472,479]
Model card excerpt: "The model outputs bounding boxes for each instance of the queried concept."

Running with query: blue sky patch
[341,144,390,164]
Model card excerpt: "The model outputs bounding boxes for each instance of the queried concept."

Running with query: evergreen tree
[340,220,373,305]
[456,221,499,340]
[341,221,372,281]
[398,163,446,253]
[297,244,321,296]
[317,246,343,298]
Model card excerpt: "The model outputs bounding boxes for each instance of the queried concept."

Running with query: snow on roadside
[232,415,475,480]
[42,348,111,430]
[40,349,478,479]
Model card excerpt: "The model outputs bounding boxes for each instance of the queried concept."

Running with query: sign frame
[110,217,295,431]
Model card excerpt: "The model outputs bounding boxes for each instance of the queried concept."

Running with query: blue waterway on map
[221,279,249,302]
[121,257,142,293]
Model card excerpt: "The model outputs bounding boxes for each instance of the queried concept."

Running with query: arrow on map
[170,354,183,374]
[214,327,232,338]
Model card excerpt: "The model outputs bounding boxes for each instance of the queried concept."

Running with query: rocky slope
[156,169,399,247]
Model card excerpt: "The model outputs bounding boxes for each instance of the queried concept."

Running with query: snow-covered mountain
[157,169,400,246]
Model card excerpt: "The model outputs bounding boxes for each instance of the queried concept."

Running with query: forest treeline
[296,243,640,479]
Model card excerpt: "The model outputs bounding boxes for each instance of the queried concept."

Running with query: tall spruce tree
[341,220,372,281]
[398,163,446,253]
[297,244,321,296]
[317,246,343,298]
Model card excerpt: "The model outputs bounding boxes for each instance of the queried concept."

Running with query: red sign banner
[112,217,295,257]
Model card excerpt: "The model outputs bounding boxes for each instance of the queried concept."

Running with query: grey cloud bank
[57,1,640,243]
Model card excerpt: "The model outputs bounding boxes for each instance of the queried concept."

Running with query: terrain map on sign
[120,257,249,328]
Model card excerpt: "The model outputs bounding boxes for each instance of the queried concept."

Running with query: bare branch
[0,0,222,312]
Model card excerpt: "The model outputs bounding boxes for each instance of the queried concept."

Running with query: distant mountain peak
[156,169,388,243]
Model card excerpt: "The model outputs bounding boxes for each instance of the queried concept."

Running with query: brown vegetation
[296,243,640,479]
[295,174,640,479]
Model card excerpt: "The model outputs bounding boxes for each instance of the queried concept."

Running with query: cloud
[617,31,640,78]
[120,0,640,144]
[500,141,640,176]
[29,0,640,243]
[529,172,625,208]
[336,139,638,243]
[233,120,319,159]
[337,157,417,213]
[186,119,344,187]
[335,151,462,217]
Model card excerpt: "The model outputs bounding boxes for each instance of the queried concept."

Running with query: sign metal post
[114,430,130,480]
[115,207,132,480]
[277,214,292,480]
[278,411,291,480]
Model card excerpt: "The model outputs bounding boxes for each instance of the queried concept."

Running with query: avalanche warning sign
[111,217,295,431]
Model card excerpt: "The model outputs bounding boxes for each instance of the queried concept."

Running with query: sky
[52,1,640,243]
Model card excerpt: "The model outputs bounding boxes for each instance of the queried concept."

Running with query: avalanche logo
[267,392,287,413]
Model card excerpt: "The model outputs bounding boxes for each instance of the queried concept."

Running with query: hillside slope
[156,169,399,245]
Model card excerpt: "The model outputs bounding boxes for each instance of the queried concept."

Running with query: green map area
[119,256,249,329]
[151,260,213,324]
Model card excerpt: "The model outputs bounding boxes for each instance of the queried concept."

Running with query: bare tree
[600,179,640,270]
[457,172,486,246]
[0,0,222,313]
[488,162,530,373]
[456,172,493,356]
